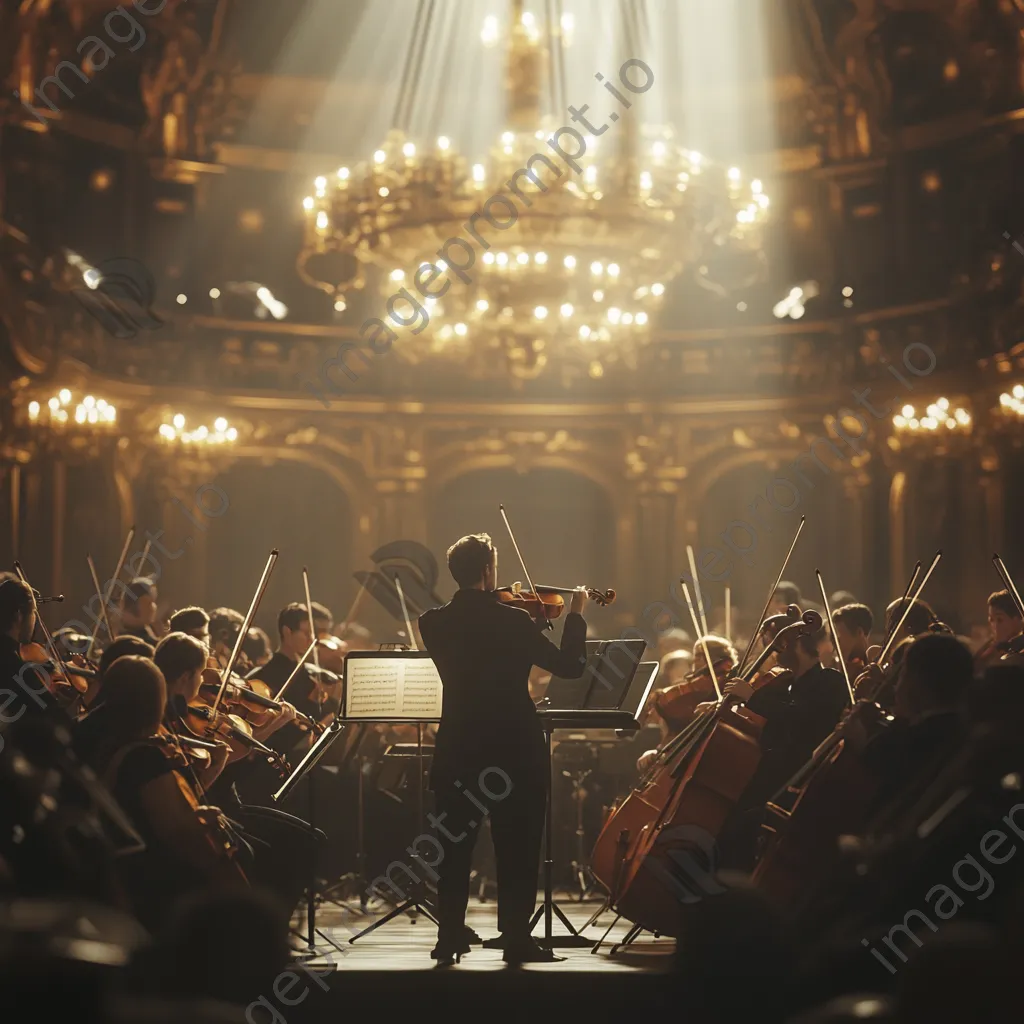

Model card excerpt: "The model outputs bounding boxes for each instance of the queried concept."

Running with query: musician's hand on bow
[569,586,590,616]
[723,678,753,701]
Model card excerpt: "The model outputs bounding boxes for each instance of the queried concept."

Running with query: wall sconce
[26,389,117,429]
[998,384,1024,420]
[892,398,971,435]
[157,414,238,445]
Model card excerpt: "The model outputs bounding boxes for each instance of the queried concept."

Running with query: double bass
[591,611,822,936]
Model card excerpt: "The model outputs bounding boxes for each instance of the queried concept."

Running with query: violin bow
[210,549,278,715]
[681,580,721,701]
[274,639,318,702]
[118,537,152,619]
[499,503,550,630]
[685,544,709,636]
[873,550,941,668]
[736,515,806,676]
[86,525,135,658]
[879,559,922,655]
[725,587,731,643]
[394,574,418,650]
[337,575,369,640]
[816,568,854,705]
[86,554,114,649]
[992,554,1024,622]
[301,565,326,715]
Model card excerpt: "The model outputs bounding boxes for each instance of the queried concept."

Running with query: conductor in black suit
[418,533,590,965]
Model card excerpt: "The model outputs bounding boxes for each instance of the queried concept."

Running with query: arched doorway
[204,459,353,640]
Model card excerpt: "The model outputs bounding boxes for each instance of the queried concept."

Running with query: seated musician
[974,589,1023,671]
[73,655,244,931]
[243,626,273,668]
[248,603,332,755]
[208,607,245,667]
[79,634,155,711]
[882,596,936,647]
[717,620,848,869]
[636,637,737,774]
[831,603,873,674]
[0,577,62,720]
[120,577,161,644]
[168,606,211,645]
[839,633,970,820]
[153,632,232,792]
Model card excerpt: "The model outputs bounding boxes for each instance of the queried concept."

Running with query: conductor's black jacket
[419,589,587,789]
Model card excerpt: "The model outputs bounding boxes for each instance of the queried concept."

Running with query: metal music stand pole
[347,717,438,941]
[529,721,591,951]
[273,714,350,958]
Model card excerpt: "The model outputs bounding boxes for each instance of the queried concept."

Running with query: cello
[591,613,821,936]
[751,555,942,908]
[591,516,808,928]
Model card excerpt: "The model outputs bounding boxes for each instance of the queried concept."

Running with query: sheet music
[345,657,442,719]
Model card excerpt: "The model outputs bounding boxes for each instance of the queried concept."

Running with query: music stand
[335,649,443,943]
[531,640,656,950]
[272,693,356,958]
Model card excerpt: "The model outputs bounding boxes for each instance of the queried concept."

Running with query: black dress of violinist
[417,533,590,966]
[716,618,848,869]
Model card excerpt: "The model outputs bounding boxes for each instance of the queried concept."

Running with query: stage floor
[308,895,674,972]
[286,897,675,1021]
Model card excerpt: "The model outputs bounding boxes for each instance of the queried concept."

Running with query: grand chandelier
[299,2,770,380]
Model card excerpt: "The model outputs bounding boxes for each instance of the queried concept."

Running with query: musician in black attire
[0,577,63,721]
[247,603,336,757]
[120,577,160,644]
[718,619,848,869]
[841,633,970,823]
[418,533,590,966]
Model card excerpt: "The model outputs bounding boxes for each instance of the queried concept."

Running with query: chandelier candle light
[299,2,769,381]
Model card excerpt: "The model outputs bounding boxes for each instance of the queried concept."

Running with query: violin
[495,582,616,622]
[314,636,347,674]
[197,668,322,735]
[654,657,734,735]
[20,642,93,697]
[151,723,222,771]
[173,698,290,776]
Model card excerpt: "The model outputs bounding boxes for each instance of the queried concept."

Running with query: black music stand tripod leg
[529,725,590,952]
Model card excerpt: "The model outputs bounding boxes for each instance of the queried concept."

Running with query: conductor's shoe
[463,926,483,945]
[502,938,556,966]
[481,934,506,949]
[430,940,470,967]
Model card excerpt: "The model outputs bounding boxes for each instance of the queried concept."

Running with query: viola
[495,582,616,622]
